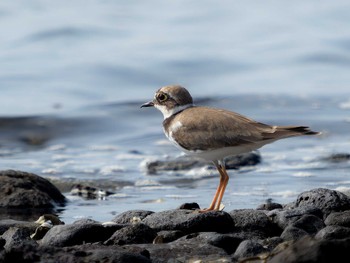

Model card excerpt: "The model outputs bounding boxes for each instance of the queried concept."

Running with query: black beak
[140,101,154,108]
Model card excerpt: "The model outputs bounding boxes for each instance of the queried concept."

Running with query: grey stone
[281,226,309,241]
[320,153,350,163]
[144,152,261,174]
[315,225,350,240]
[105,223,157,245]
[256,201,283,211]
[230,209,281,237]
[177,202,200,210]
[325,210,350,227]
[142,209,234,233]
[154,230,186,243]
[268,206,323,229]
[40,222,123,247]
[0,219,38,235]
[126,239,229,263]
[294,188,350,218]
[0,243,151,263]
[177,232,243,254]
[1,227,37,251]
[233,240,268,259]
[260,237,284,251]
[230,230,270,241]
[268,236,350,263]
[291,214,325,235]
[0,170,66,209]
[225,151,261,169]
[112,210,154,224]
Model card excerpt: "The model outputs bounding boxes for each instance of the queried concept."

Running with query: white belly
[182,144,263,161]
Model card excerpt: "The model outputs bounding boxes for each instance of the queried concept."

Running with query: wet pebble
[1,183,350,262]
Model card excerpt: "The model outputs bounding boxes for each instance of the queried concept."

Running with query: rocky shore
[1,170,350,262]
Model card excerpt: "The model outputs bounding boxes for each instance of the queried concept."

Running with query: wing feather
[170,106,274,151]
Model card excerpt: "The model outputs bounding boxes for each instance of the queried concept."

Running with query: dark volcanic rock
[105,223,157,245]
[0,170,66,209]
[1,227,37,250]
[293,188,350,218]
[230,209,281,237]
[268,206,323,229]
[177,202,200,210]
[112,210,154,224]
[2,187,350,262]
[233,240,268,259]
[257,200,283,211]
[0,238,5,249]
[0,219,38,235]
[145,157,203,174]
[41,221,123,247]
[0,243,151,263]
[268,237,350,263]
[261,237,284,251]
[320,153,350,163]
[281,226,309,241]
[177,232,243,254]
[144,152,261,174]
[225,151,261,169]
[126,239,229,263]
[142,209,234,233]
[315,225,350,240]
[154,230,186,243]
[291,214,325,235]
[325,210,350,227]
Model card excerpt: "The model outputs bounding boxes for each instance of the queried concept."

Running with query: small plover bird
[141,85,319,212]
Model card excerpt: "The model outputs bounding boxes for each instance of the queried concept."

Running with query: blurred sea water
[0,1,350,222]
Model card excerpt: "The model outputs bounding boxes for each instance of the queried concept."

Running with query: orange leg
[214,165,229,210]
[199,161,229,212]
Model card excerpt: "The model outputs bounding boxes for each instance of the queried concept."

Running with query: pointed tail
[272,126,321,139]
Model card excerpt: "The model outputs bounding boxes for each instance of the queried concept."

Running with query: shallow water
[0,1,350,223]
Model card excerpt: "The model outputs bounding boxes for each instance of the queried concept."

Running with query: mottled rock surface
[293,188,350,218]
[0,170,66,209]
[1,186,350,262]
[142,209,234,233]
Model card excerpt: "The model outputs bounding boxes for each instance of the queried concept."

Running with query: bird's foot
[196,203,225,213]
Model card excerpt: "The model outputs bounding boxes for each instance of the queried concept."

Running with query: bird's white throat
[155,104,193,119]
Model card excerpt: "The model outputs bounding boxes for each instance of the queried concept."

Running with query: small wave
[292,172,315,177]
[89,145,119,151]
[165,194,198,199]
[135,179,161,187]
[270,190,298,198]
[115,153,145,160]
[47,144,67,151]
[334,186,350,195]
[41,168,62,175]
[99,165,125,175]
[339,99,350,109]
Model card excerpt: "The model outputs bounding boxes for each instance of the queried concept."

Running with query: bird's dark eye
[157,93,168,102]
